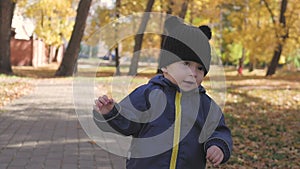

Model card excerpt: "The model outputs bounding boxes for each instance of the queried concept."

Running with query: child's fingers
[212,153,223,166]
[102,95,109,101]
[103,96,114,104]
[98,95,110,105]
[94,95,114,115]
[206,147,217,159]
[94,99,101,105]
[94,98,102,106]
[206,146,224,166]
[93,105,99,111]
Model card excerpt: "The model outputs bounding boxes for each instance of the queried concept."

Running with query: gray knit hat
[159,16,211,75]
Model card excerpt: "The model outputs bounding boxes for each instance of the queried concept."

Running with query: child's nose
[189,66,198,77]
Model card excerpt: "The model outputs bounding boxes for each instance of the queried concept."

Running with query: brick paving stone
[62,157,77,164]
[61,164,78,169]
[10,158,29,167]
[0,164,9,169]
[0,79,125,169]
[7,166,24,169]
[25,163,44,169]
[30,156,46,163]
[44,159,62,169]
[96,167,113,169]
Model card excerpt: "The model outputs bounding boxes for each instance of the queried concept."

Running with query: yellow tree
[85,1,188,63]
[55,0,92,76]
[128,0,155,75]
[283,1,300,70]
[264,0,294,76]
[222,0,276,70]
[215,0,299,75]
[84,5,115,49]
[25,0,75,47]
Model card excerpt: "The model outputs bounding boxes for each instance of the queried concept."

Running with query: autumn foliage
[216,73,299,168]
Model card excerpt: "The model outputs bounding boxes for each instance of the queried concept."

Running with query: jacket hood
[149,75,206,93]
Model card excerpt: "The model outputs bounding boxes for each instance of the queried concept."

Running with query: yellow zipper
[169,92,182,169]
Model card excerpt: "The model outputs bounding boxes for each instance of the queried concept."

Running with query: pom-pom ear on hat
[199,25,212,40]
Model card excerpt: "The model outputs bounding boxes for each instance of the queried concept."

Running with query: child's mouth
[183,81,196,85]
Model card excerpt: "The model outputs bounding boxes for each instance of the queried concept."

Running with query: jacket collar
[149,74,206,94]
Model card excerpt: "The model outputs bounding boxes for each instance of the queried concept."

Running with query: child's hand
[94,95,114,115]
[206,145,224,167]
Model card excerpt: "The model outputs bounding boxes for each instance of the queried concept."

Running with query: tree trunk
[0,0,15,75]
[128,0,155,75]
[115,46,121,75]
[266,0,288,76]
[178,0,189,19]
[53,46,60,62]
[157,0,173,74]
[55,0,92,76]
[114,0,121,76]
[266,44,283,76]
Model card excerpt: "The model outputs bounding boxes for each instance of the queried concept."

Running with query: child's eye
[183,61,190,66]
[198,66,204,71]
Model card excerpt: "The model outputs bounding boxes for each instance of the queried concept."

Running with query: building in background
[10,13,64,67]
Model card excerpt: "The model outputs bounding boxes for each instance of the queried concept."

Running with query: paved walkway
[0,79,125,169]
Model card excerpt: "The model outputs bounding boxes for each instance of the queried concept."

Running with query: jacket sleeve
[200,97,232,163]
[93,104,142,136]
[204,111,233,164]
[93,85,150,136]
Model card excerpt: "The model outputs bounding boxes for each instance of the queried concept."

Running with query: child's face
[162,61,205,91]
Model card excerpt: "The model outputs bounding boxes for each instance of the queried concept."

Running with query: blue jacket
[94,75,232,169]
